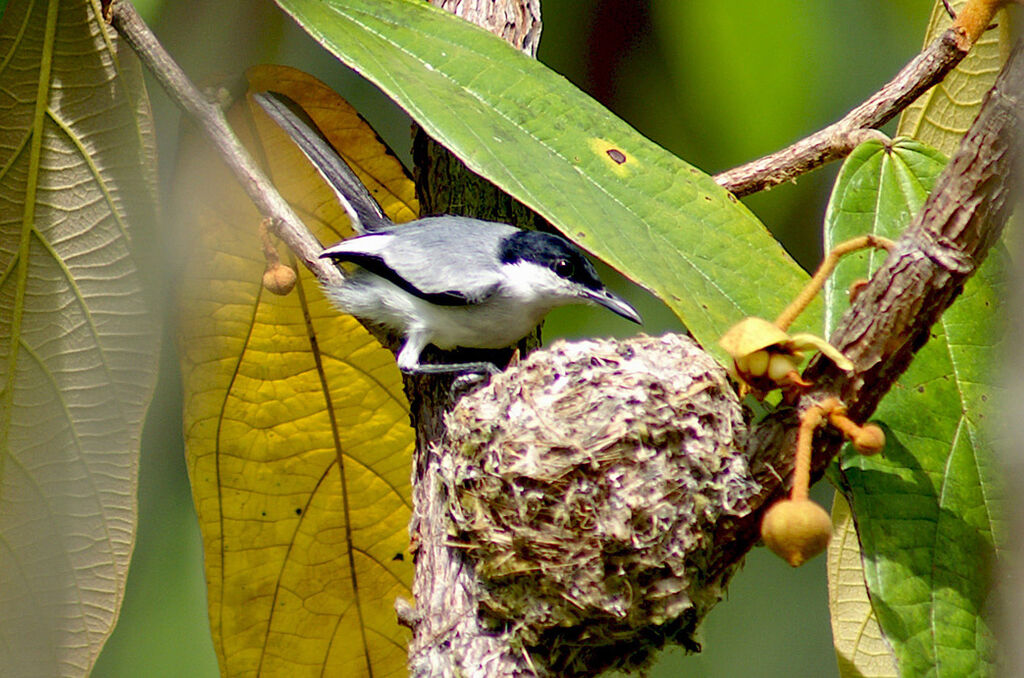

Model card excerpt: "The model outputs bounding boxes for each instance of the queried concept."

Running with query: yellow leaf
[787,333,853,372]
[176,65,416,677]
[897,1,1010,155]
[828,495,898,678]
[246,65,418,231]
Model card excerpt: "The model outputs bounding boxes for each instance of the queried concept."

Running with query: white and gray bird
[254,91,641,376]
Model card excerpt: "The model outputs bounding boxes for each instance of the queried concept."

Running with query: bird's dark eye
[552,258,574,278]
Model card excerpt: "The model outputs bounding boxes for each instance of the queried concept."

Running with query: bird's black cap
[498,230,604,290]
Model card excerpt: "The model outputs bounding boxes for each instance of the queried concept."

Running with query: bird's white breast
[324,263,565,350]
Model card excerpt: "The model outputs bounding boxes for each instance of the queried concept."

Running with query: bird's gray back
[344,216,519,303]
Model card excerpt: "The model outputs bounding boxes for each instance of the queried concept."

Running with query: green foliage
[274,0,817,356]
[824,140,1004,676]
[651,2,834,171]
[0,2,1008,678]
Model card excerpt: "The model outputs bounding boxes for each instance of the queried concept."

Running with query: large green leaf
[0,0,159,676]
[828,494,898,678]
[273,0,816,353]
[823,140,1003,677]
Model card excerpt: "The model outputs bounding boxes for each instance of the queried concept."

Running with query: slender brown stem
[773,235,894,331]
[791,404,824,502]
[819,403,860,440]
[953,0,1007,50]
[713,29,967,196]
[258,218,281,267]
[713,0,1011,198]
[104,0,342,287]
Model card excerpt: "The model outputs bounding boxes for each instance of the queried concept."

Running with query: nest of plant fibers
[443,333,756,675]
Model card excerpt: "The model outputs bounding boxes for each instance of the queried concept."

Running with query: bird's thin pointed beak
[587,288,642,325]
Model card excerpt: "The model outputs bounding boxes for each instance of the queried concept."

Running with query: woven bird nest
[442,333,757,675]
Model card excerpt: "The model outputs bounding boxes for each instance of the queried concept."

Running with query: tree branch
[403,7,546,678]
[103,0,341,287]
[434,36,1022,674]
[708,35,1023,585]
[713,0,1005,197]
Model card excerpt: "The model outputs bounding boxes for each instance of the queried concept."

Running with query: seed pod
[718,317,852,397]
[746,349,770,377]
[760,498,832,567]
[263,263,297,295]
[767,353,797,382]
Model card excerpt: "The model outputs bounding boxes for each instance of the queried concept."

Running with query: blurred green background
[92,1,934,676]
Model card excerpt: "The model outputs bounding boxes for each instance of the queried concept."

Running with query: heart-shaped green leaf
[273,0,816,354]
[824,139,1004,677]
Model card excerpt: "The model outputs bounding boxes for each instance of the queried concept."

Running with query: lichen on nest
[442,333,758,675]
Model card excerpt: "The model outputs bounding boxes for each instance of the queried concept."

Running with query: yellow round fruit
[760,498,832,567]
[262,263,297,295]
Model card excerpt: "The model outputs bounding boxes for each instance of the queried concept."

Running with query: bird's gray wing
[253,91,393,234]
[322,217,516,305]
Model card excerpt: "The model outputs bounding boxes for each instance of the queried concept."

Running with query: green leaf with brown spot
[273,0,818,356]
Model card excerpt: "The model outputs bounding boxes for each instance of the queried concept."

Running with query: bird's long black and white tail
[252,90,393,234]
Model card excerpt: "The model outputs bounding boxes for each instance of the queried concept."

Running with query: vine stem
[791,404,824,502]
[773,235,894,331]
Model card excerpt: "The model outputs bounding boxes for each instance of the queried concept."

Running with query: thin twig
[716,0,1013,197]
[773,234,894,331]
[790,404,824,502]
[713,30,967,196]
[103,0,342,287]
